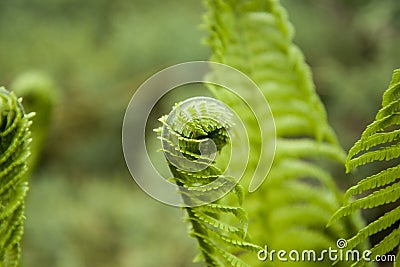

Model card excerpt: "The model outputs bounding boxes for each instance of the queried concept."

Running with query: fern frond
[0,87,33,267]
[204,1,362,265]
[331,69,400,266]
[156,97,260,266]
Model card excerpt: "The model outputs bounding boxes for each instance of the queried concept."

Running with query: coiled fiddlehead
[155,97,261,267]
[329,69,400,266]
[204,0,366,265]
[0,87,33,266]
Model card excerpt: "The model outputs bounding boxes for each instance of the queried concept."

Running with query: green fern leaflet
[204,0,366,266]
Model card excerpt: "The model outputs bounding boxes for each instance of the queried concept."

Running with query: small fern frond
[331,69,400,266]
[0,87,33,267]
[156,97,260,267]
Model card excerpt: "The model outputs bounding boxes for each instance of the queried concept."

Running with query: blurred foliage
[0,0,209,178]
[23,174,198,267]
[0,0,398,266]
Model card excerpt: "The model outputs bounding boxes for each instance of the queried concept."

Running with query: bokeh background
[0,0,399,266]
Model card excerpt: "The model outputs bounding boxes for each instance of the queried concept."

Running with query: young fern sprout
[155,97,261,267]
[0,87,34,267]
[329,69,400,267]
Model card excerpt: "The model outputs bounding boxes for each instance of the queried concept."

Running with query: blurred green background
[0,0,399,266]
